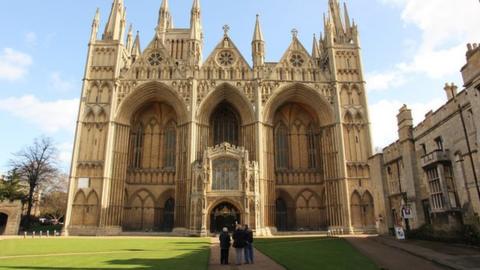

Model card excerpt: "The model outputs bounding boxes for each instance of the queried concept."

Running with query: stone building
[0,200,22,236]
[370,43,480,234]
[65,0,376,236]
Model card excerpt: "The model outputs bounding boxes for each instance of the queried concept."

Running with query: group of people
[219,224,254,265]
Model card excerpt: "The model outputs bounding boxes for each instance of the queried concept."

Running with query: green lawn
[255,237,379,270]
[0,237,210,270]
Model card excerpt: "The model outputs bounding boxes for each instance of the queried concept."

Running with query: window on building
[212,158,239,190]
[307,126,317,169]
[435,137,444,151]
[133,125,143,168]
[444,165,460,209]
[420,143,427,156]
[275,123,289,170]
[164,123,176,169]
[211,103,240,146]
[426,167,444,210]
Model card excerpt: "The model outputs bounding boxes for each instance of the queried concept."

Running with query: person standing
[219,227,231,265]
[244,225,254,264]
[232,224,246,265]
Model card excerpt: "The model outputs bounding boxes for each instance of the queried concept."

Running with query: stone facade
[65,0,376,236]
[0,200,22,236]
[370,43,480,234]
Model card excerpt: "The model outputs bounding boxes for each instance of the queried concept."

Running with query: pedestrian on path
[233,224,247,265]
[219,227,231,265]
[244,224,254,264]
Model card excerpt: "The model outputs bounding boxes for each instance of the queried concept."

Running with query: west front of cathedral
[65,0,377,236]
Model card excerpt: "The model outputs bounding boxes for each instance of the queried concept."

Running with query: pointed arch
[263,83,334,125]
[115,81,188,125]
[294,189,322,230]
[350,191,362,227]
[362,191,375,226]
[85,190,99,226]
[197,82,255,125]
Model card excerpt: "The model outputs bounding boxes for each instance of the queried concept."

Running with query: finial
[291,28,299,39]
[223,24,230,36]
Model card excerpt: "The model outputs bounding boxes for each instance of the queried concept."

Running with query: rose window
[148,53,163,66]
[218,51,234,66]
[290,54,305,67]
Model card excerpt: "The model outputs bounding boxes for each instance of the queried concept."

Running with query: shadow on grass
[0,247,210,270]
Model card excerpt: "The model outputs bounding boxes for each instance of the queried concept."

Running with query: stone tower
[65,0,376,236]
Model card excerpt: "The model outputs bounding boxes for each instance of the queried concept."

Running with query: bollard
[40,231,43,238]
[32,231,35,239]
[24,231,27,239]
[54,230,57,237]
[47,230,50,237]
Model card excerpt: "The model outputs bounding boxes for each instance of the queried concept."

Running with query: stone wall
[0,200,22,236]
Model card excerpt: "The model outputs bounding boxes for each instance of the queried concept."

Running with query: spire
[252,14,264,42]
[328,0,344,35]
[132,31,141,59]
[126,24,133,53]
[157,0,173,37]
[312,34,320,58]
[90,8,100,43]
[190,0,202,40]
[252,15,265,67]
[343,2,351,32]
[103,0,126,41]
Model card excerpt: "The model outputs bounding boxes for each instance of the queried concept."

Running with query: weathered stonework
[0,200,22,236]
[371,43,480,233]
[65,0,376,236]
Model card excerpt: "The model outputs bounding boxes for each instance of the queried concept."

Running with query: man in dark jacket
[244,225,254,264]
[219,227,231,265]
[232,225,246,265]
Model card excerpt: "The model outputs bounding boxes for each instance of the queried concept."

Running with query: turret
[156,0,173,42]
[312,34,320,59]
[90,9,100,43]
[252,15,265,67]
[189,0,203,66]
[126,24,133,53]
[103,0,126,42]
[132,31,141,62]
[397,105,414,142]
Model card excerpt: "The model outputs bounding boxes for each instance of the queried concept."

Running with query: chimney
[461,43,480,88]
[444,82,458,100]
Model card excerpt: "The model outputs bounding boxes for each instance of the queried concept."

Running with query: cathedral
[65,0,376,236]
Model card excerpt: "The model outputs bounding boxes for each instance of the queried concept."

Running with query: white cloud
[50,72,75,92]
[0,48,33,81]
[0,95,79,133]
[369,98,445,148]
[58,142,73,167]
[366,70,406,92]
[371,0,480,89]
[25,32,37,47]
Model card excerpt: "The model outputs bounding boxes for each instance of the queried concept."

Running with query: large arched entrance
[210,202,241,233]
[0,213,8,235]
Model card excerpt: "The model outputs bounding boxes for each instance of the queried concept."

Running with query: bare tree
[10,137,58,227]
[40,173,68,222]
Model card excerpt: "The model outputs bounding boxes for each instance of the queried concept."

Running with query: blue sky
[0,0,479,174]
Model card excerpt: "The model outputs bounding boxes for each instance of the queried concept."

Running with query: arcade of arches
[67,84,376,235]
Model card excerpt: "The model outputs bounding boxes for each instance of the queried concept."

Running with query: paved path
[346,236,449,270]
[208,237,285,270]
[370,236,480,270]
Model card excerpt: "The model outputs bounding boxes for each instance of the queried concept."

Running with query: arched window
[212,158,239,190]
[275,198,288,231]
[164,123,176,169]
[275,123,289,170]
[162,198,175,232]
[211,103,240,146]
[307,126,317,169]
[132,125,143,168]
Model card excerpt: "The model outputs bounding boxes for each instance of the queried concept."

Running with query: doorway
[210,202,241,233]
[0,213,8,235]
